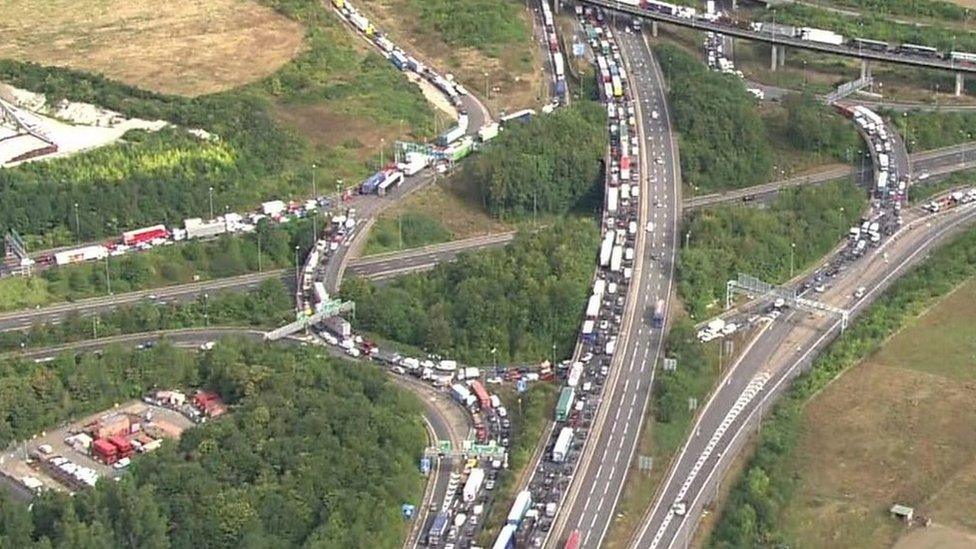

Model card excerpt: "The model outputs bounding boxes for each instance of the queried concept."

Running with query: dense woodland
[464,102,607,219]
[654,44,773,193]
[782,92,863,161]
[0,340,425,548]
[678,180,866,317]
[341,219,600,364]
[709,226,976,548]
[887,109,976,152]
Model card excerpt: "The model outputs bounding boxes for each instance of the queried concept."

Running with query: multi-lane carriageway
[552,24,679,549]
[630,194,976,549]
[580,0,976,75]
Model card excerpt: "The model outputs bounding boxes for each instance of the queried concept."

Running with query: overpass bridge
[578,0,975,93]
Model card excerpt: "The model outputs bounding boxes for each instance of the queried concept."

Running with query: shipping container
[478,123,500,142]
[122,225,167,246]
[507,490,533,525]
[469,380,492,409]
[451,383,472,404]
[463,468,485,502]
[552,426,574,462]
[184,217,227,240]
[377,170,404,196]
[555,387,575,422]
[610,246,623,273]
[599,232,615,267]
[54,245,108,266]
[567,362,583,387]
[493,524,517,549]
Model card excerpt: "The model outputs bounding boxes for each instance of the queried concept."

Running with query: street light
[208,186,214,219]
[204,293,210,326]
[790,242,796,278]
[73,203,80,240]
[294,245,301,310]
[104,255,112,295]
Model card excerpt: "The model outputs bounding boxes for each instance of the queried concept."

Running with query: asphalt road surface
[683,141,976,210]
[631,200,976,549]
[348,232,516,280]
[550,26,680,548]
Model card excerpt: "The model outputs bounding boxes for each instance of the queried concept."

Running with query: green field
[362,212,453,255]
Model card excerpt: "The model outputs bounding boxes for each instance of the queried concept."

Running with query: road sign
[688,397,698,412]
[573,42,586,57]
[638,455,653,471]
[516,378,528,393]
[663,358,677,372]
[420,457,431,475]
[402,503,415,520]
[437,440,452,454]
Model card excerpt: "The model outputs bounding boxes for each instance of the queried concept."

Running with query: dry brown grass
[0,0,305,96]
[377,179,512,239]
[778,278,976,547]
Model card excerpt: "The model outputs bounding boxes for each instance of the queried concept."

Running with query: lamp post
[790,242,796,279]
[208,186,214,219]
[74,203,80,240]
[104,255,112,295]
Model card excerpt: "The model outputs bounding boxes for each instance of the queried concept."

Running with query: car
[651,110,660,120]
[581,352,594,363]
[854,286,866,299]
[485,480,495,490]
[646,221,655,233]
[600,365,609,377]
[814,285,827,293]
[672,501,687,516]
[113,457,131,470]
[146,294,158,300]
[654,157,664,165]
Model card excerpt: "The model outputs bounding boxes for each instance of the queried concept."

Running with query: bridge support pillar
[651,20,658,38]
[555,0,561,13]
[770,45,778,71]
[860,59,872,80]
[778,45,786,67]
[956,72,965,96]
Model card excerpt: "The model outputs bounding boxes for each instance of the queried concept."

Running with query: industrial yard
[0,390,223,497]
[0,83,175,167]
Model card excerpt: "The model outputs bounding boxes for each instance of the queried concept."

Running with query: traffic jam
[491,8,646,549]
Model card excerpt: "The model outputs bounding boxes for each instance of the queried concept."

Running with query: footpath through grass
[708,225,976,547]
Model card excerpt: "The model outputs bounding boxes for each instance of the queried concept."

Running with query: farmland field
[777,276,976,548]
[0,0,304,96]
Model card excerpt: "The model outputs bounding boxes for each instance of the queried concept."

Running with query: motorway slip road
[630,200,976,549]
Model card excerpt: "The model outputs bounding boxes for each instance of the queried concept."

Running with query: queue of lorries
[539,0,569,102]
[17,197,330,273]
[610,0,976,64]
[310,308,524,549]
[493,8,652,549]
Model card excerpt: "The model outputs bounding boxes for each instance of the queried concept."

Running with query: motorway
[0,232,520,334]
[683,141,976,209]
[347,232,516,280]
[581,0,976,74]
[550,24,680,548]
[630,198,976,548]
